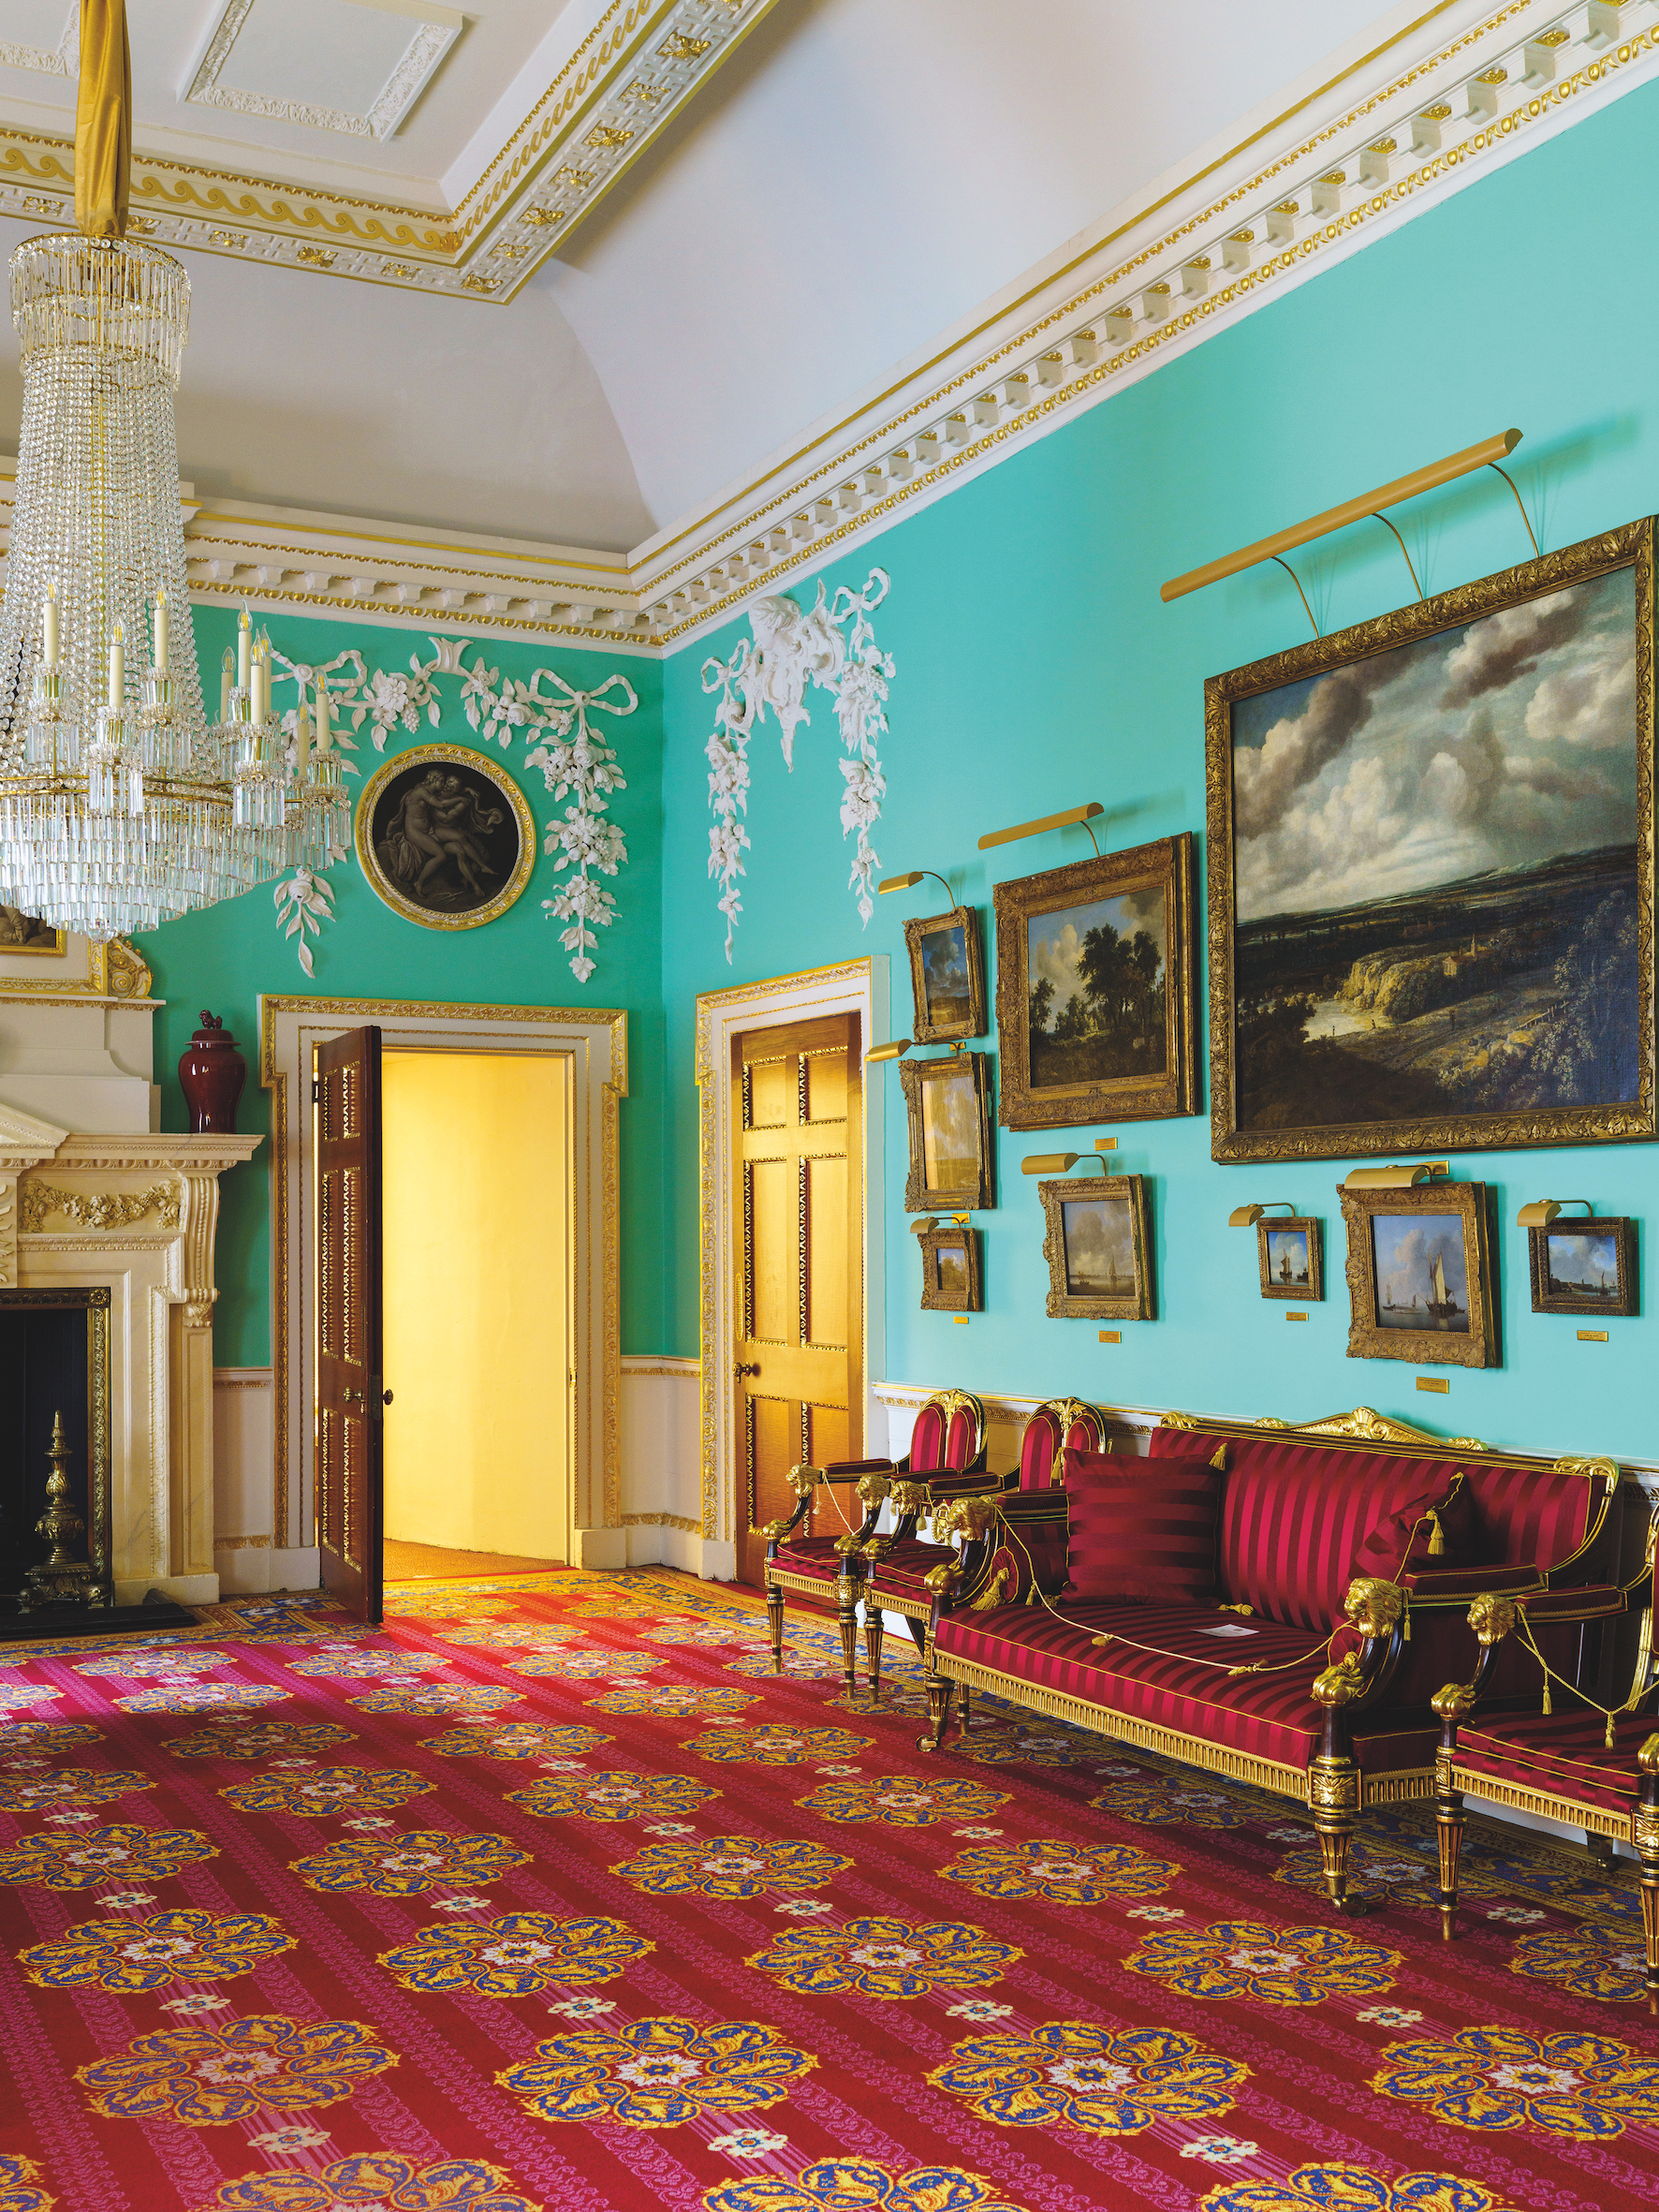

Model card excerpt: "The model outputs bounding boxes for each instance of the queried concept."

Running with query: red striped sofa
[917,1405,1620,1915]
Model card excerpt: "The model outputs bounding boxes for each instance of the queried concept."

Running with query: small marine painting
[1062,1196,1137,1300]
[1267,1230,1309,1286]
[1543,1229,1620,1301]
[1370,1212,1470,1335]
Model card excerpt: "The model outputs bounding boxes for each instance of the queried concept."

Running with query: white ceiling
[0,0,1404,553]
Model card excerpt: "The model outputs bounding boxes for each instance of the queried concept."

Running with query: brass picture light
[978,803,1104,855]
[1340,1161,1450,1191]
[1516,1198,1593,1228]
[1228,1201,1297,1228]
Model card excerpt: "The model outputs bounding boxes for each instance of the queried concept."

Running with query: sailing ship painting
[1372,1213,1471,1333]
[1266,1228,1311,1288]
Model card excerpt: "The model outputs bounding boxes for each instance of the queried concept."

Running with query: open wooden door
[315,1025,384,1621]
[734,1012,863,1587]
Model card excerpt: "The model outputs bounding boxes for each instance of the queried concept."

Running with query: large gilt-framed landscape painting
[994,833,1196,1129]
[1207,519,1655,1161]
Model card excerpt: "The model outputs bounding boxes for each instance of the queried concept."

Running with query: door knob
[382,1389,394,1405]
[735,1361,759,1379]
[343,1387,362,1402]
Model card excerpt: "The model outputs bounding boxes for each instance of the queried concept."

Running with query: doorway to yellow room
[379,1049,572,1580]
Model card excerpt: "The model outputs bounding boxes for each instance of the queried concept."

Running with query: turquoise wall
[655,79,1659,1465]
[136,609,664,1368]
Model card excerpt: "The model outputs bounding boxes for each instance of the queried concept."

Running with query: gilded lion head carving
[1343,1576,1404,1641]
[1467,1593,1519,1646]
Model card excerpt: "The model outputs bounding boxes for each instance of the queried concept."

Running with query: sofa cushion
[1453,1709,1654,1821]
[1352,1470,1477,1582]
[934,1600,1434,1779]
[1149,1428,1597,1631]
[1063,1450,1220,1604]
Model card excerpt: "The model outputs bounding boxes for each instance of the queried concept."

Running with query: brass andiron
[20,1410,104,1613]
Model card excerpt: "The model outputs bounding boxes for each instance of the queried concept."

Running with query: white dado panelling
[213,1367,317,1595]
[621,1356,703,1572]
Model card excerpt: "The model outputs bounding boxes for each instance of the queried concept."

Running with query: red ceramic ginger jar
[178,1011,245,1133]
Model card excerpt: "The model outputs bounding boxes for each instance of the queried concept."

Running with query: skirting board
[213,1546,319,1597]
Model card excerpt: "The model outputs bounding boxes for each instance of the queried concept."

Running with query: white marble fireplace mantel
[0,1103,260,1605]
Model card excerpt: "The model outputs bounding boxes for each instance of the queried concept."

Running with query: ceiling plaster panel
[0,211,653,553]
[184,0,462,144]
[539,0,1402,530]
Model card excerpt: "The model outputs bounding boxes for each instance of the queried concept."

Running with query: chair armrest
[820,1458,896,1482]
[1520,1583,1629,1623]
[1402,1564,1546,1600]
[891,1470,1009,1512]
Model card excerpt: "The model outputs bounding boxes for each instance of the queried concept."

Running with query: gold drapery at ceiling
[74,0,131,240]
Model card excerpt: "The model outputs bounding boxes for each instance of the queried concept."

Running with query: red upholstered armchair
[1435,1516,1657,2002]
[862,1397,1104,1703]
[757,1390,989,1698]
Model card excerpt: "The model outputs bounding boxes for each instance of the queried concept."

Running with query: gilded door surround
[259,995,626,1571]
[695,958,887,1571]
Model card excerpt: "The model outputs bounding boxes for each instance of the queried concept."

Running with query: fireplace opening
[0,1288,111,1604]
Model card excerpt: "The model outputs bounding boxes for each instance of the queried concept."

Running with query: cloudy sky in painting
[1371,1215,1469,1311]
[1028,887,1166,1027]
[1063,1195,1135,1290]
[1231,567,1637,922]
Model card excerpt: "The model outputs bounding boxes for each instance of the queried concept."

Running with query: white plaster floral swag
[703,568,891,956]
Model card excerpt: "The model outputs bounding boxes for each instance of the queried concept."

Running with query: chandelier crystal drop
[0,229,348,940]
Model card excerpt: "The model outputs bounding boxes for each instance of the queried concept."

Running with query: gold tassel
[1209,1443,1229,1470]
[1427,1511,1445,1557]
[1606,1712,1617,1749]
[1541,1680,1552,1716]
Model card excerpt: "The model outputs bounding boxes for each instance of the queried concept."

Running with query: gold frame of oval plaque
[355,742,536,931]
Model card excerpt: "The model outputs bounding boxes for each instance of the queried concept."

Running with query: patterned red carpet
[0,1567,1653,2212]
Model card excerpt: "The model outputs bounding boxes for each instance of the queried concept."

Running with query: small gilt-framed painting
[356,743,536,930]
[904,906,986,1044]
[993,832,1197,1129]
[1339,1181,1496,1368]
[1038,1172,1152,1321]
[900,1052,994,1212]
[1528,1215,1637,1317]
[1259,1217,1322,1302]
[919,1222,982,1312]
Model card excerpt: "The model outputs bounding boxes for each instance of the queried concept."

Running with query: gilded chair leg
[766,1585,785,1674]
[1435,1763,1464,1944]
[836,1575,859,1701]
[960,1686,971,1734]
[918,1675,957,1753]
[1637,1752,1659,2015]
[864,1608,885,1703]
[1309,1755,1365,1917]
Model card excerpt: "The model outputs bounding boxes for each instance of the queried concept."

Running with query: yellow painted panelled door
[734,1013,863,1589]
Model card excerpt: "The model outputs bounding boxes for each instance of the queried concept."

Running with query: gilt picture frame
[356,743,536,931]
[919,1222,983,1312]
[1038,1172,1153,1321]
[1339,1181,1496,1368]
[901,1052,994,1212]
[993,833,1197,1129]
[1258,1217,1323,1302]
[1526,1214,1637,1317]
[1207,519,1655,1164]
[904,906,987,1044]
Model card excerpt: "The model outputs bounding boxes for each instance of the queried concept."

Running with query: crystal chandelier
[0,3,347,941]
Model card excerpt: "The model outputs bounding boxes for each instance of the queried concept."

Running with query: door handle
[734,1362,759,1379]
[343,1387,363,1403]
[382,1390,394,1405]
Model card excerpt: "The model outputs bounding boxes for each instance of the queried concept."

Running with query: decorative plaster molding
[703,572,891,953]
[184,2,462,144]
[20,1182,182,1235]
[0,0,778,296]
[2,2,1652,655]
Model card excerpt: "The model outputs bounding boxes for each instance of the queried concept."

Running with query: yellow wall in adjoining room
[381,1049,569,1560]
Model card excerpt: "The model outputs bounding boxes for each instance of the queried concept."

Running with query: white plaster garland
[702,568,891,958]
[264,637,639,982]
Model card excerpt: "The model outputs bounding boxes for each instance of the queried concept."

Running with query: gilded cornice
[0,0,778,300]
